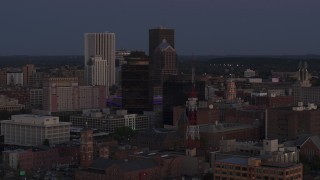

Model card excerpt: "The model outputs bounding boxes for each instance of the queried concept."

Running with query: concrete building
[244,69,256,78]
[84,32,115,97]
[42,77,106,113]
[0,95,25,112]
[70,109,149,133]
[1,114,71,146]
[29,89,43,108]
[7,72,23,86]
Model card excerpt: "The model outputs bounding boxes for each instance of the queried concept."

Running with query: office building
[7,72,23,86]
[84,32,115,97]
[22,64,35,87]
[70,110,149,133]
[1,114,71,146]
[0,95,25,112]
[267,104,320,141]
[42,77,106,113]
[122,51,152,114]
[29,89,43,108]
[213,156,303,180]
[115,49,131,87]
[149,27,174,57]
[152,39,178,86]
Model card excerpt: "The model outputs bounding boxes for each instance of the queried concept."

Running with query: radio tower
[185,64,200,157]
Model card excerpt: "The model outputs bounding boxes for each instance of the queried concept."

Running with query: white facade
[244,69,256,78]
[1,114,71,146]
[7,72,23,86]
[84,32,115,97]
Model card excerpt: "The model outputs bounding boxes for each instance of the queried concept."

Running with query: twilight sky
[0,0,319,56]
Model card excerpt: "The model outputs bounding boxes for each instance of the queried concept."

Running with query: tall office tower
[122,51,152,114]
[80,127,93,169]
[84,32,115,97]
[149,27,175,57]
[22,64,35,87]
[115,49,131,88]
[149,27,175,97]
[152,39,178,86]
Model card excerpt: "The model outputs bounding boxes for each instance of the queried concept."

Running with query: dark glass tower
[122,51,153,114]
[149,27,175,57]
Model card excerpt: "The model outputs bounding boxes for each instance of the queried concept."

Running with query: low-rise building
[1,114,71,146]
[0,95,25,112]
[213,156,303,180]
[70,109,149,133]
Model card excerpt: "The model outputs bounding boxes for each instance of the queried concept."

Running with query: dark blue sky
[0,0,319,55]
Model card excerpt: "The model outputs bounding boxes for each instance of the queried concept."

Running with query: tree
[43,139,50,146]
[113,126,135,141]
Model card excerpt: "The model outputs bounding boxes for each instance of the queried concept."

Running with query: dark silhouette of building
[152,39,178,86]
[267,105,320,141]
[149,27,174,57]
[80,127,93,169]
[122,51,152,114]
[163,78,205,125]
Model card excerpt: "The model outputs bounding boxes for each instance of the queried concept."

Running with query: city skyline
[0,0,320,56]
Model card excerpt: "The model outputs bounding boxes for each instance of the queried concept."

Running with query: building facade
[84,32,115,97]
[122,51,153,114]
[152,39,178,87]
[267,105,320,141]
[1,114,71,146]
[42,77,106,113]
[70,110,149,133]
[149,27,174,57]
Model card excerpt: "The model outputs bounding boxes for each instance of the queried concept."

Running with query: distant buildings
[267,104,320,141]
[244,69,256,78]
[84,32,115,97]
[149,27,175,57]
[0,95,25,112]
[22,64,35,87]
[213,139,303,179]
[6,72,23,86]
[3,144,80,172]
[70,109,149,133]
[80,127,93,169]
[152,39,178,87]
[42,77,106,113]
[1,114,71,146]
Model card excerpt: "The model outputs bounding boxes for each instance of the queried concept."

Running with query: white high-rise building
[84,32,115,97]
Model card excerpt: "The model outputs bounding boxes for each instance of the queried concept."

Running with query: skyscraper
[84,32,115,97]
[152,39,178,86]
[122,51,153,114]
[149,27,174,57]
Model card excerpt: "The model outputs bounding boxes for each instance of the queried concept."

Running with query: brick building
[2,144,80,172]
[213,157,303,180]
[199,123,261,150]
[267,105,320,141]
